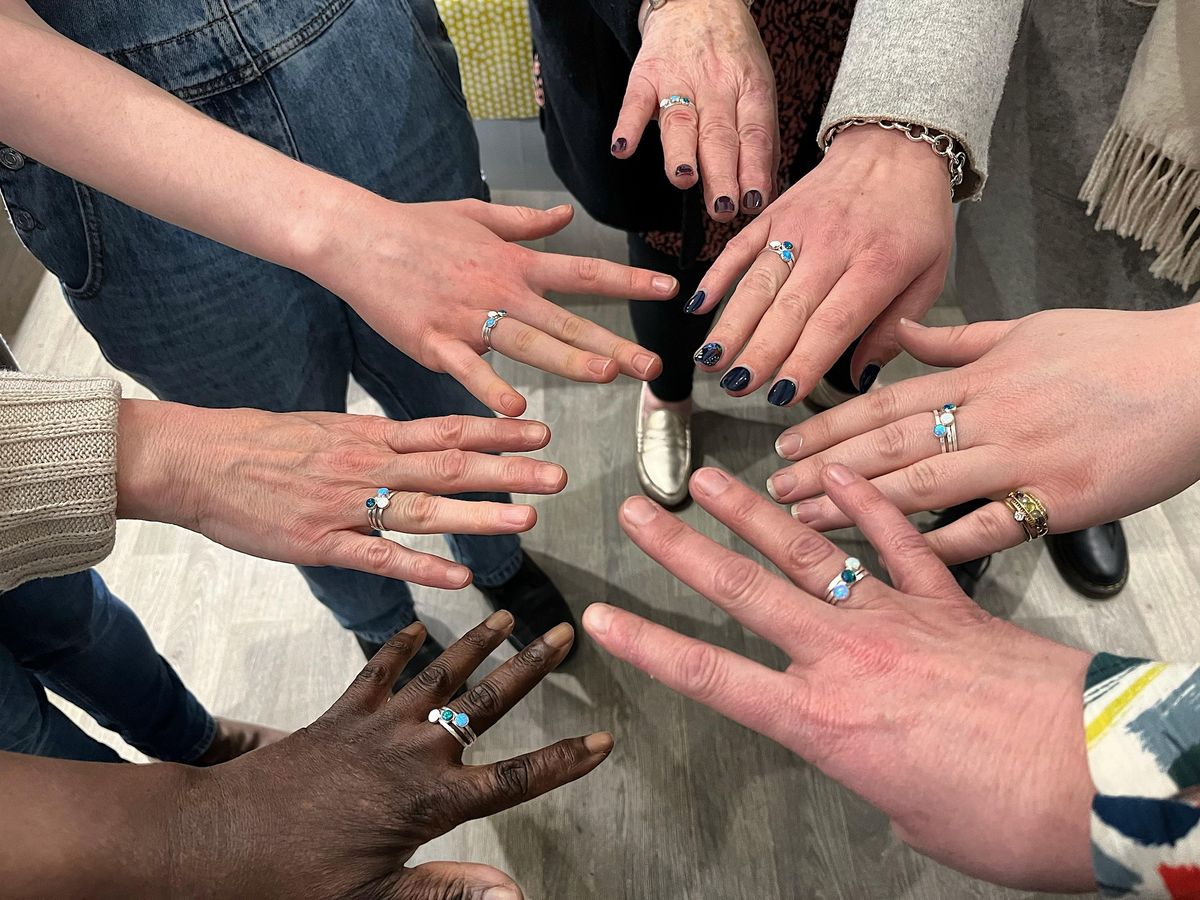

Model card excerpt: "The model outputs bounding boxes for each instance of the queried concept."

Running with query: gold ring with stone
[1004,489,1049,541]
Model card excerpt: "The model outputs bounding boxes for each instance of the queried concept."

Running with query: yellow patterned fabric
[434,0,537,120]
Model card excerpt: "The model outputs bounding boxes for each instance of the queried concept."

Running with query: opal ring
[824,556,870,606]
[481,309,508,351]
[428,707,477,748]
[1005,489,1050,542]
[365,488,393,531]
[932,403,958,452]
[762,240,796,269]
[659,94,694,112]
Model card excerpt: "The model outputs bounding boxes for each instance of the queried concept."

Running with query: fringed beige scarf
[1079,0,1200,291]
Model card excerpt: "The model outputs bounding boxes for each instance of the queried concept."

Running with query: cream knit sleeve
[0,372,121,592]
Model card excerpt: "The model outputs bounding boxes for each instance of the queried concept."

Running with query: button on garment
[9,208,36,231]
[0,147,25,171]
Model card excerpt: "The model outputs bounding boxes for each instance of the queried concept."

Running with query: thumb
[395,861,524,900]
[468,201,575,242]
[896,317,1017,368]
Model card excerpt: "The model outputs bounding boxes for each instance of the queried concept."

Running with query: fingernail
[633,351,658,374]
[501,393,522,412]
[693,467,730,496]
[825,464,855,486]
[899,317,925,329]
[623,495,659,525]
[584,731,615,754]
[548,204,572,215]
[720,366,751,392]
[483,887,521,900]
[742,189,763,209]
[684,290,705,314]
[858,363,881,394]
[611,137,627,154]
[767,379,796,407]
[502,506,533,526]
[449,566,471,585]
[540,465,565,489]
[485,609,514,629]
[768,471,795,501]
[584,603,614,636]
[587,357,615,377]
[775,433,802,458]
[400,620,426,635]
[675,164,695,177]
[694,342,723,367]
[652,275,677,293]
[790,501,816,520]
[544,622,574,648]
[714,196,735,214]
[523,422,549,444]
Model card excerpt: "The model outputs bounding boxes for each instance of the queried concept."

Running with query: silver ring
[762,240,796,269]
[481,309,508,351]
[824,557,870,606]
[659,94,694,111]
[428,707,477,748]
[365,488,393,532]
[932,403,958,453]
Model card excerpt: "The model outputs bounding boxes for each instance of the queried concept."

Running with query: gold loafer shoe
[635,390,692,508]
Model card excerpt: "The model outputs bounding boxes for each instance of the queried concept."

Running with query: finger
[819,464,962,599]
[384,451,566,497]
[466,199,574,242]
[376,493,537,536]
[438,341,527,418]
[923,500,1029,565]
[331,621,427,714]
[773,370,962,462]
[687,220,771,315]
[393,611,515,713]
[583,602,797,747]
[453,623,575,736]
[457,733,614,821]
[611,70,659,159]
[322,533,472,590]
[849,264,948,387]
[378,415,551,455]
[618,491,840,652]
[486,315,618,384]
[657,90,701,190]
[735,83,778,214]
[515,293,663,381]
[397,861,525,900]
[788,448,1014,531]
[895,316,1018,368]
[524,251,679,301]
[696,92,742,221]
[694,250,793,385]
[688,467,881,611]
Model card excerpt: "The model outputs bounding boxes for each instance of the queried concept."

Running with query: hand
[304,197,678,416]
[611,0,777,220]
[176,614,612,898]
[584,465,1096,892]
[116,401,569,589]
[687,126,953,403]
[768,306,1200,563]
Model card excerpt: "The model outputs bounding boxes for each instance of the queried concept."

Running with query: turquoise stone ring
[481,309,509,351]
[825,557,867,606]
[765,239,796,268]
[429,707,478,749]
[366,488,394,531]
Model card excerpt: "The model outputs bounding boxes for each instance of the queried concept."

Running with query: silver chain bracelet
[822,119,967,198]
[639,0,754,33]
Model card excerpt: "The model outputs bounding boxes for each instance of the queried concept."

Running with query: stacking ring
[762,240,796,269]
[932,403,959,452]
[365,488,393,531]
[659,94,694,111]
[428,707,477,748]
[824,556,870,606]
[481,309,508,351]
[1005,490,1050,542]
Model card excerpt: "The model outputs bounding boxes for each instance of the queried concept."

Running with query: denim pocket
[395,0,470,111]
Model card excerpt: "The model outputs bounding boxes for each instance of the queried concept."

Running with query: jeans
[1,0,522,642]
[0,570,214,762]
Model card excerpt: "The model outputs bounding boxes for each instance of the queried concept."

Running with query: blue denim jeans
[1,0,522,643]
[0,570,215,762]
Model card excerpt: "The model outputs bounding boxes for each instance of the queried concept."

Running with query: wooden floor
[9,189,1200,900]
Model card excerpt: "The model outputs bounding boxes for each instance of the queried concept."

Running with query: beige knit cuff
[0,372,122,592]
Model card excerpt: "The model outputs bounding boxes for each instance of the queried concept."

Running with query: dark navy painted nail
[720,366,752,392]
[684,290,705,314]
[611,137,627,154]
[743,189,763,209]
[675,164,695,177]
[694,342,723,367]
[768,379,797,406]
[714,196,735,214]
[858,363,881,394]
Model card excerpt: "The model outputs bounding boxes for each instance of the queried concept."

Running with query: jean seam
[470,545,523,587]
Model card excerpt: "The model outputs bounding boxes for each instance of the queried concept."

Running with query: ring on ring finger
[659,94,694,112]
[366,487,393,532]
[761,240,796,270]
[824,556,871,605]
[932,403,959,452]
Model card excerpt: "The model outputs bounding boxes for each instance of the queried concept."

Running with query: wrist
[282,173,382,290]
[115,398,205,528]
[823,123,956,191]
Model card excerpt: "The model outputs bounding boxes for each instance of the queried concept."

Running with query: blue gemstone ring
[658,94,694,112]
[763,240,796,269]
[824,556,870,606]
[481,309,509,351]
[932,404,959,453]
[428,706,477,748]
[366,487,393,531]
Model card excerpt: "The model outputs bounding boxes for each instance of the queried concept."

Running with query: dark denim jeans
[1,0,522,643]
[0,570,214,762]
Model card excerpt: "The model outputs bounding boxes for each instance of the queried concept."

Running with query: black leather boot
[477,554,578,663]
[1046,522,1129,599]
[356,630,451,694]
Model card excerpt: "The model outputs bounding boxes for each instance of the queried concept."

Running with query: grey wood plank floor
[10,189,1200,899]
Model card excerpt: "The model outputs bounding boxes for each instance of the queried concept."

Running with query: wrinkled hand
[769,306,1200,563]
[306,197,678,416]
[584,466,1095,892]
[687,126,953,403]
[117,401,568,588]
[611,0,777,220]
[176,614,611,898]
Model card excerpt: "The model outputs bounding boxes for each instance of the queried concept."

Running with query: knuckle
[556,312,587,344]
[413,661,454,695]
[432,415,468,447]
[887,527,933,561]
[874,421,911,465]
[358,540,396,572]
[355,662,390,688]
[776,289,817,319]
[902,461,942,499]
[328,446,372,478]
[737,120,775,150]
[857,240,904,276]
[402,492,439,526]
[573,255,603,284]
[678,642,726,701]
[434,448,469,483]
[513,639,553,671]
[743,267,779,296]
[711,556,760,604]
[513,325,539,354]
[811,303,858,342]
[492,756,532,798]
[864,388,903,427]
[698,122,739,150]
[462,678,506,720]
[781,530,834,575]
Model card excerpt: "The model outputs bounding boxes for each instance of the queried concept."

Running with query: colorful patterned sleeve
[1084,653,1200,898]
